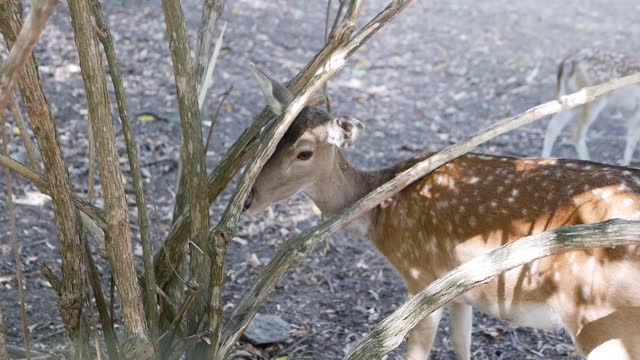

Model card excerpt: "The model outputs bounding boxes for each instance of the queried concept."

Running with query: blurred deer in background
[542,48,640,166]
[244,65,640,360]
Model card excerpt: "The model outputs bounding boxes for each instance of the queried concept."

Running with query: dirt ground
[1,0,640,359]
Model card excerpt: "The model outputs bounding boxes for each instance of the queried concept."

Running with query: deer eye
[297,151,313,160]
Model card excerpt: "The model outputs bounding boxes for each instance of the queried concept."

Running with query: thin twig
[9,93,40,172]
[2,99,31,360]
[221,71,640,360]
[0,0,58,112]
[84,243,119,360]
[86,116,95,202]
[85,290,103,360]
[37,261,61,296]
[204,87,232,151]
[194,0,226,88]
[198,23,226,111]
[157,281,199,344]
[81,106,103,360]
[81,111,119,359]
[322,0,335,113]
[109,275,115,327]
[322,0,349,113]
[344,220,640,359]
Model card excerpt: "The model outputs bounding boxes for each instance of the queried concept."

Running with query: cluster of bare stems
[1,0,640,359]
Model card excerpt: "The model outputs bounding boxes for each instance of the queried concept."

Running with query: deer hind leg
[571,99,606,161]
[407,307,443,360]
[448,302,472,360]
[571,307,640,360]
[542,109,578,157]
[622,107,640,165]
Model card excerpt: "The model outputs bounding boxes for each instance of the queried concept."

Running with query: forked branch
[68,0,150,351]
[161,0,211,350]
[0,153,106,228]
[90,0,159,339]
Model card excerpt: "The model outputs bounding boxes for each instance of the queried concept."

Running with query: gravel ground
[1,0,639,359]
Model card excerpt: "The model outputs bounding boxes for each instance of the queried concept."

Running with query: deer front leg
[449,302,472,360]
[572,99,606,161]
[407,308,443,360]
[542,109,577,158]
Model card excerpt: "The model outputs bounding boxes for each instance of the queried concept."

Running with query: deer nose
[243,189,255,211]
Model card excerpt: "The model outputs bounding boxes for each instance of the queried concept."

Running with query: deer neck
[305,150,392,235]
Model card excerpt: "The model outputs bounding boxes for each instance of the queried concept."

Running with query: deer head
[243,65,365,214]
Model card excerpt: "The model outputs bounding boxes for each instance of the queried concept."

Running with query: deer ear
[327,116,365,148]
[250,64,294,115]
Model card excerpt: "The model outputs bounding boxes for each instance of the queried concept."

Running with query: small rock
[244,314,290,345]
[247,253,262,268]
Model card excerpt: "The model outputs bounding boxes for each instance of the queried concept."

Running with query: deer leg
[407,307,443,360]
[572,99,606,161]
[622,108,640,165]
[542,109,577,158]
[448,302,472,360]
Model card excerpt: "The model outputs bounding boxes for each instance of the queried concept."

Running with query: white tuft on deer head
[245,65,640,360]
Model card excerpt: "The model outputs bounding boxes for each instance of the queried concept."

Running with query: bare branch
[67,0,150,351]
[161,0,226,335]
[90,0,159,339]
[2,99,31,360]
[161,0,210,344]
[221,70,640,356]
[344,219,640,359]
[0,0,58,112]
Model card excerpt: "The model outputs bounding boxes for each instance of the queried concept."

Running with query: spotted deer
[243,66,640,360]
[542,48,640,165]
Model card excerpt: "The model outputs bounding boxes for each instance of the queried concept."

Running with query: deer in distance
[542,48,640,166]
[243,65,640,360]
